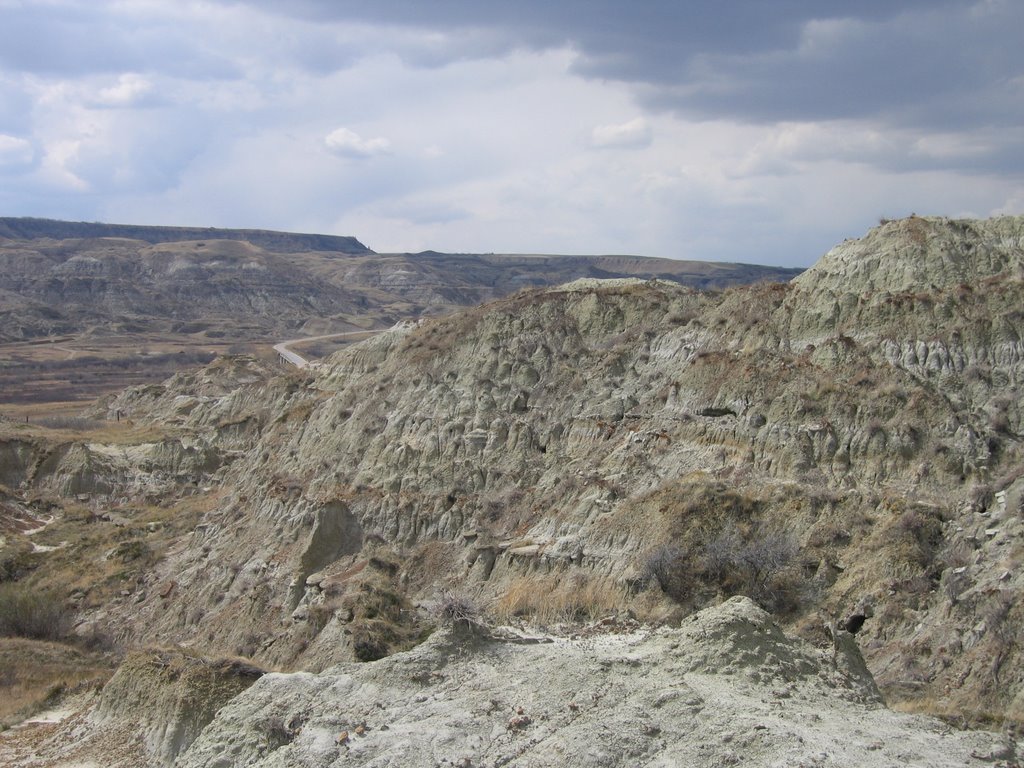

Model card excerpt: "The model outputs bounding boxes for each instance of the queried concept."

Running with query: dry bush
[493,573,627,625]
[890,508,944,569]
[258,714,299,750]
[434,591,482,629]
[640,545,692,603]
[982,592,1017,685]
[700,525,799,611]
[627,479,810,615]
[350,621,396,662]
[336,562,420,663]
[0,583,74,641]
[0,540,35,582]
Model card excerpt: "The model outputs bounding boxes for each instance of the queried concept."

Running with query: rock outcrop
[3,598,1014,768]
[180,599,997,768]
[0,648,263,767]
[92,649,264,765]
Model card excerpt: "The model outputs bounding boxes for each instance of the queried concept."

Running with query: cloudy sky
[1,1,1021,266]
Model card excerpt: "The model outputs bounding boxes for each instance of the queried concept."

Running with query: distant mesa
[0,217,374,255]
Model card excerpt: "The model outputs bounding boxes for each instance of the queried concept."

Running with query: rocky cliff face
[2,216,1022,751]
[0,237,371,340]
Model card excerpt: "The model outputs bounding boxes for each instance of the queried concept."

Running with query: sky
[0,1,1022,266]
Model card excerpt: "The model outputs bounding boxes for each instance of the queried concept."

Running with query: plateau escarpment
[0,217,801,406]
[0,217,800,345]
[0,215,1021,765]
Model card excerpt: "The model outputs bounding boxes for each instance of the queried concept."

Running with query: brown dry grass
[891,696,1022,732]
[15,490,219,611]
[492,573,629,625]
[0,637,113,727]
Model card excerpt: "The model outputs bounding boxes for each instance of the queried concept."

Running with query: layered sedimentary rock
[1,216,1021,743]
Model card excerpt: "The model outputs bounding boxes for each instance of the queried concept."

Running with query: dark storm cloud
[223,0,1022,132]
[234,0,945,57]
[654,3,1024,130]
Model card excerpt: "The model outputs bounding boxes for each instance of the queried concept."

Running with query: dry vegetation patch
[493,573,630,625]
[0,637,114,728]
[8,491,217,616]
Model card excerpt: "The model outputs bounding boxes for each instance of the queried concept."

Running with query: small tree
[736,529,798,596]
[701,525,798,609]
[641,545,691,602]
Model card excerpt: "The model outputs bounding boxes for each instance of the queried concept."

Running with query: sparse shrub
[0,541,36,582]
[641,545,691,602]
[735,529,799,594]
[981,592,1016,684]
[110,539,151,564]
[0,583,74,641]
[892,508,943,568]
[805,520,851,549]
[368,555,399,575]
[307,601,339,632]
[351,626,391,662]
[701,527,743,582]
[435,591,482,629]
[337,560,421,663]
[259,715,299,750]
[700,525,799,611]
[666,309,697,326]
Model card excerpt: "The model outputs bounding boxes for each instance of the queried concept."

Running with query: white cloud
[0,134,33,166]
[3,2,1022,267]
[93,73,153,107]
[38,139,89,191]
[993,193,1024,217]
[324,127,392,158]
[591,117,652,149]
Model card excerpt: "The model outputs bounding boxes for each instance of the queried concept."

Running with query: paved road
[272,330,379,369]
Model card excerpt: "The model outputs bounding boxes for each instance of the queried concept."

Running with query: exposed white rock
[176,598,1005,768]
